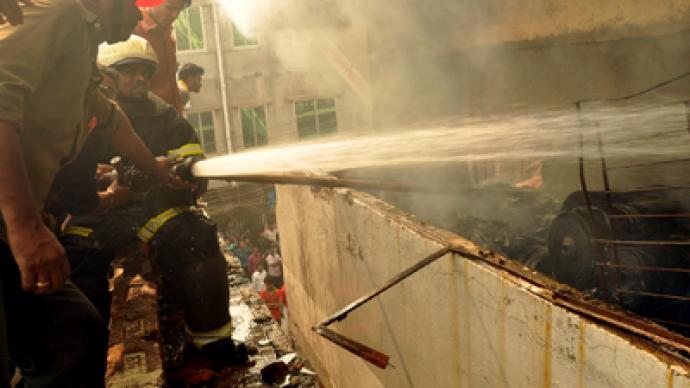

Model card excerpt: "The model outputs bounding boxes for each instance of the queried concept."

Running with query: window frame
[186,110,217,154]
[174,5,207,53]
[294,97,338,139]
[239,105,269,148]
[231,22,260,49]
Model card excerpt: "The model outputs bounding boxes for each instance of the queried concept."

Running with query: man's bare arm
[0,123,69,294]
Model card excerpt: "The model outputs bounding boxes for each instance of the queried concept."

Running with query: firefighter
[59,35,247,367]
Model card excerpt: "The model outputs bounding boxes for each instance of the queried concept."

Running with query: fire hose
[173,156,428,193]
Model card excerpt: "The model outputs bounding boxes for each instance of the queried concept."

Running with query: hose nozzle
[171,157,197,182]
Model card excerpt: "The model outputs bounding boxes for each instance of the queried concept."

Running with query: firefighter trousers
[61,208,231,332]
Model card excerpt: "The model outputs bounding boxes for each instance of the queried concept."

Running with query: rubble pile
[106,250,165,387]
[395,184,690,335]
[446,187,561,270]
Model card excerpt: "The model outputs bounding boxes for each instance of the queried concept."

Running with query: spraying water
[194,102,690,178]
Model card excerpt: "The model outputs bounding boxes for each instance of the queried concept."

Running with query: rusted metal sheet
[313,246,451,368]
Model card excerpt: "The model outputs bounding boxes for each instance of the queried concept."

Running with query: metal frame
[577,98,690,331]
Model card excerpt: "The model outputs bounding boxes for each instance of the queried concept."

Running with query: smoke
[218,0,270,35]
[215,0,690,127]
[210,0,690,237]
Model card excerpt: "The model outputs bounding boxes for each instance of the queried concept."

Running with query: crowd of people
[0,0,245,386]
[225,221,287,325]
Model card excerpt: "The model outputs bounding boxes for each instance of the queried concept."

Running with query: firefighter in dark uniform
[57,36,245,364]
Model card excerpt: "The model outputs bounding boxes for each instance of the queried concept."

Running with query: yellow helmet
[98,35,158,72]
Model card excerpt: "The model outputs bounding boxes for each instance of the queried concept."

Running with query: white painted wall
[276,185,690,388]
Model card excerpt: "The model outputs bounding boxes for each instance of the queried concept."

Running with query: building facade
[174,0,374,157]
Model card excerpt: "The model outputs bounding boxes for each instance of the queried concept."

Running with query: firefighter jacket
[113,92,206,210]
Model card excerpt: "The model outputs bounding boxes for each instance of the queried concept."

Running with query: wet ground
[160,245,322,387]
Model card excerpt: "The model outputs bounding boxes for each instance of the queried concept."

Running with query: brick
[106,253,164,388]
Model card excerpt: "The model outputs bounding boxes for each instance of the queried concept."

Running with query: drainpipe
[212,0,233,153]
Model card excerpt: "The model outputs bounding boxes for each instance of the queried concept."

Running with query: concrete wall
[276,184,690,388]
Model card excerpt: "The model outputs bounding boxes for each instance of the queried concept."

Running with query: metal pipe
[211,1,233,153]
[312,245,451,368]
[575,101,608,297]
[576,102,594,216]
[312,326,390,369]
[597,133,623,296]
[320,246,450,327]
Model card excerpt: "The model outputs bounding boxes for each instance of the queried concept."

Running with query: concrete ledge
[277,185,690,388]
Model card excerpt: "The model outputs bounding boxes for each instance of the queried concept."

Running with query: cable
[577,69,690,105]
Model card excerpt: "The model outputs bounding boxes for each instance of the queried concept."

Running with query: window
[186,111,217,153]
[232,23,258,47]
[295,98,337,139]
[175,7,205,51]
[241,106,268,148]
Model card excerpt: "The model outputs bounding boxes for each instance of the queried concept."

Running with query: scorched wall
[276,184,690,388]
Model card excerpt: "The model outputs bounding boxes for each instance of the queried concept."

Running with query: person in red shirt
[133,0,188,112]
[260,278,285,322]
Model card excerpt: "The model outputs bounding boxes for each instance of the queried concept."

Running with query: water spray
[174,101,690,192]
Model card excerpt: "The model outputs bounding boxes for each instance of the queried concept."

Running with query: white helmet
[98,35,158,72]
